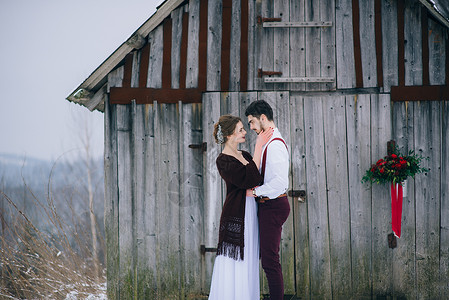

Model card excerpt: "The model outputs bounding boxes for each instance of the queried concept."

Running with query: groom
[245,100,290,300]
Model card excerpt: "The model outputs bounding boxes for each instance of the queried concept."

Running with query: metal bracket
[288,190,306,202]
[200,245,217,255]
[258,68,282,78]
[257,16,282,24]
[189,142,207,152]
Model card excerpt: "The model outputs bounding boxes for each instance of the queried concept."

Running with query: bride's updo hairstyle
[213,115,242,144]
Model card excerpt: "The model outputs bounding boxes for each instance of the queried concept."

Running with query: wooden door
[201,91,295,296]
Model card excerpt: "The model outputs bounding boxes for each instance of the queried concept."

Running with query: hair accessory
[217,124,224,144]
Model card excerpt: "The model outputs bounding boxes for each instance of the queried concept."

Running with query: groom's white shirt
[254,128,289,199]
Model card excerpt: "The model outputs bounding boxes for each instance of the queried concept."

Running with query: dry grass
[0,187,105,299]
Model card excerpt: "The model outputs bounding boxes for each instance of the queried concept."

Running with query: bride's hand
[255,127,273,148]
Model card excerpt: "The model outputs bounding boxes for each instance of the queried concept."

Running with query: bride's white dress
[208,196,260,300]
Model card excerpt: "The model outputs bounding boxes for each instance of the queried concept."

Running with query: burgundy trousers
[258,196,290,300]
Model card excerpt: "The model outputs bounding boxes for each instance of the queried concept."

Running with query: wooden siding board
[414,101,441,299]
[273,0,289,92]
[117,104,134,299]
[381,0,398,92]
[229,0,241,91]
[429,19,446,85]
[238,92,258,153]
[202,93,222,293]
[359,0,377,88]
[132,102,151,299]
[370,94,393,295]
[257,0,274,91]
[440,101,449,298]
[336,0,356,89]
[247,0,256,90]
[240,0,249,91]
[171,7,184,89]
[275,91,295,294]
[179,103,203,295]
[323,95,351,298]
[352,0,364,88]
[404,0,423,86]
[303,96,332,298]
[289,0,306,91]
[186,0,200,89]
[207,0,222,91]
[305,0,321,91]
[391,101,416,299]
[321,0,336,91]
[104,96,119,300]
[148,26,164,89]
[154,103,181,298]
[142,104,158,298]
[180,10,189,89]
[290,94,310,299]
[346,94,372,298]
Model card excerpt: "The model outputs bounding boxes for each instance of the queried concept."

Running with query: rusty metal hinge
[200,245,217,255]
[189,142,207,152]
[257,16,282,24]
[258,68,282,78]
[288,190,306,202]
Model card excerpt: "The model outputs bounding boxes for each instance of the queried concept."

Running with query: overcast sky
[0,0,160,161]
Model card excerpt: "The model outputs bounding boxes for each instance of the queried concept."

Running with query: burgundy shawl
[215,150,263,260]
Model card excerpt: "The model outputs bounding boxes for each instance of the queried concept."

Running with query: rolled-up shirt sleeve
[254,140,289,199]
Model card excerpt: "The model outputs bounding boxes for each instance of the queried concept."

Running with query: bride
[209,114,272,299]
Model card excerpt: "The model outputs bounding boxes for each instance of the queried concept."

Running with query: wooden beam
[122,53,134,88]
[391,85,449,101]
[221,0,232,91]
[198,0,208,91]
[375,0,384,88]
[240,0,249,91]
[139,43,150,88]
[352,0,363,88]
[262,21,333,27]
[110,87,202,104]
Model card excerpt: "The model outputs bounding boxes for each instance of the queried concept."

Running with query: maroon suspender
[260,138,288,179]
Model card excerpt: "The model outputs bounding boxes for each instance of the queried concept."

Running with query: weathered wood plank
[305,0,321,91]
[428,19,446,85]
[323,95,351,299]
[104,96,119,300]
[289,0,306,91]
[171,7,184,89]
[370,93,393,296]
[321,0,336,91]
[116,104,134,299]
[290,93,310,299]
[381,0,398,92]
[207,0,222,91]
[404,0,422,86]
[359,0,377,87]
[256,0,274,91]
[187,0,200,89]
[238,92,258,153]
[335,0,356,89]
[142,103,158,299]
[274,91,295,295]
[303,96,332,298]
[346,94,372,298]
[201,93,222,293]
[229,0,241,91]
[273,0,289,91]
[247,0,256,90]
[179,103,203,296]
[440,100,449,298]
[391,101,416,299]
[154,103,181,298]
[414,101,441,299]
[148,25,164,89]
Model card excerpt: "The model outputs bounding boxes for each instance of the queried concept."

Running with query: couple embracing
[208,100,290,300]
